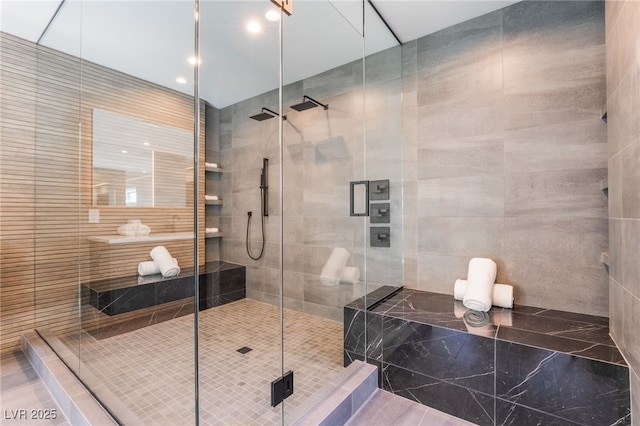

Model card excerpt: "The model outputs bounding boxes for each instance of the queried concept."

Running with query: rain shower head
[249,107,286,121]
[290,95,328,112]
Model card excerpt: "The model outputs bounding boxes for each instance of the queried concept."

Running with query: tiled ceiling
[0,0,519,108]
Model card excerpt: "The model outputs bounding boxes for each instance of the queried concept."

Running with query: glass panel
[31,0,83,383]
[198,1,283,424]
[34,0,199,423]
[280,0,365,420]
[363,4,404,299]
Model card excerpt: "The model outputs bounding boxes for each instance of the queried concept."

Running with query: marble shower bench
[344,288,630,426]
[84,261,245,316]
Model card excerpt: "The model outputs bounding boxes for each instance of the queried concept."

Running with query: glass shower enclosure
[28,0,404,423]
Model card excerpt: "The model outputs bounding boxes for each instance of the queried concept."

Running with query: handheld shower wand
[260,158,268,217]
[247,158,268,260]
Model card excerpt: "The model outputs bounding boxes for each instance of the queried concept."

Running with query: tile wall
[212,0,608,320]
[402,1,608,315]
[606,0,640,420]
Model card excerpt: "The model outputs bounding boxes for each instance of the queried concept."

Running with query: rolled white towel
[205,162,218,168]
[138,258,178,276]
[206,227,219,233]
[463,258,496,312]
[149,246,180,278]
[454,279,514,309]
[205,195,219,201]
[340,267,360,284]
[319,247,350,286]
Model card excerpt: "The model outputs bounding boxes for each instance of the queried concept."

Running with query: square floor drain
[236,346,252,354]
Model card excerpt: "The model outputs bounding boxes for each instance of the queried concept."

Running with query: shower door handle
[350,180,369,217]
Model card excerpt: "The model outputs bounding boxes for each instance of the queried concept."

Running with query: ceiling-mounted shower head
[249,107,286,121]
[290,95,329,112]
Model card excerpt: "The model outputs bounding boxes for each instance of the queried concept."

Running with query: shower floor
[60,299,344,425]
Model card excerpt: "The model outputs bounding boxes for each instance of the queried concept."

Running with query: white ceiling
[0,0,519,108]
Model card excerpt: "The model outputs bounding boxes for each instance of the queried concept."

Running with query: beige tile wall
[606,0,640,421]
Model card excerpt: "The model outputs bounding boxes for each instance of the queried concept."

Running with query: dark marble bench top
[345,288,625,366]
[84,261,244,292]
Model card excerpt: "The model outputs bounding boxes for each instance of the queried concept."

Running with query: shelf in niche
[205,232,223,239]
[88,232,194,244]
[205,165,223,173]
[601,251,610,267]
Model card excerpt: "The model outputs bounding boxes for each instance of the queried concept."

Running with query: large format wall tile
[417,48,503,105]
[609,219,624,284]
[417,254,473,294]
[622,220,640,299]
[622,140,640,218]
[607,63,639,157]
[502,259,608,316]
[418,175,504,217]
[504,217,608,266]
[504,168,607,217]
[412,1,606,316]
[503,80,605,131]
[417,10,502,74]
[418,217,504,258]
[418,135,504,180]
[504,119,606,174]
[417,92,503,141]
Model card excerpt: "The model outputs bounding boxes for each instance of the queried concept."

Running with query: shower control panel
[370,179,390,247]
[350,178,392,247]
[371,226,390,248]
[370,202,390,224]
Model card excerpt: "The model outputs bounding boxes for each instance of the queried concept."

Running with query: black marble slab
[84,261,245,316]
[344,288,631,426]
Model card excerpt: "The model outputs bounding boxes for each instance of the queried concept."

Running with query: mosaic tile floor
[62,299,344,425]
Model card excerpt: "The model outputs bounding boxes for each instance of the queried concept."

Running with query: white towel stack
[454,258,514,312]
[205,195,219,201]
[149,246,180,278]
[138,258,178,276]
[319,248,350,286]
[205,162,218,168]
[118,219,151,237]
[206,227,219,234]
[454,279,513,308]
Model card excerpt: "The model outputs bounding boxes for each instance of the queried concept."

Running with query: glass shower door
[198,1,284,424]
[280,0,366,418]
[279,0,403,421]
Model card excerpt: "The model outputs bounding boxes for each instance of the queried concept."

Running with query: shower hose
[246,187,266,260]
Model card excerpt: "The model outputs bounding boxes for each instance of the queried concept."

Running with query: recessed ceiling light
[247,21,261,33]
[176,77,187,84]
[142,171,148,174]
[188,56,201,65]
[143,142,150,146]
[121,150,128,154]
[265,9,280,21]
